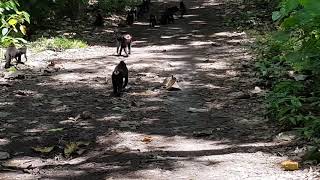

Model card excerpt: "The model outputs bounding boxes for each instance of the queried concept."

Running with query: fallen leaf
[76,141,90,146]
[163,75,181,91]
[48,128,64,132]
[142,136,153,143]
[64,141,90,158]
[32,146,54,153]
[281,160,299,171]
[187,107,208,113]
[64,142,78,158]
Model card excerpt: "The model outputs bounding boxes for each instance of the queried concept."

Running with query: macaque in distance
[4,44,27,69]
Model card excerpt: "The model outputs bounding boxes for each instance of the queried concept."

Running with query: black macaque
[142,0,150,12]
[26,25,35,41]
[112,61,128,97]
[131,7,138,21]
[179,1,187,18]
[167,6,179,22]
[136,4,145,18]
[116,33,132,57]
[93,12,104,26]
[159,12,168,25]
[160,6,179,25]
[4,44,27,69]
[149,14,157,27]
[126,10,134,25]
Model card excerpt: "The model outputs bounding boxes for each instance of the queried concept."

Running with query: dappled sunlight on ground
[1,0,317,179]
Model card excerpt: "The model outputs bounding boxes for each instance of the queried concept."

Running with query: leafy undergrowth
[30,36,88,52]
[253,0,320,149]
[224,0,278,32]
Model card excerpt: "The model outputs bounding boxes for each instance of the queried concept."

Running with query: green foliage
[97,0,141,12]
[0,0,30,46]
[18,0,89,21]
[30,37,87,52]
[16,0,139,29]
[255,0,320,141]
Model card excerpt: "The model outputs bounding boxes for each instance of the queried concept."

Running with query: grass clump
[30,36,87,52]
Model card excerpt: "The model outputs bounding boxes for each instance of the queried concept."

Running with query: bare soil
[0,0,319,179]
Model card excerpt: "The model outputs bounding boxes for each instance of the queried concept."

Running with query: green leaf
[15,37,27,43]
[281,15,300,29]
[289,117,297,125]
[19,25,26,35]
[2,28,9,36]
[284,0,299,13]
[272,11,282,21]
[8,18,17,26]
[300,0,320,16]
[272,31,290,41]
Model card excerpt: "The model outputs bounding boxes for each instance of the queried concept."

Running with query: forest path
[0,0,318,179]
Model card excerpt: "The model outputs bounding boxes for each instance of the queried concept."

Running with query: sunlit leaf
[142,136,153,143]
[8,18,17,26]
[281,160,299,170]
[7,66,17,72]
[2,28,9,36]
[19,25,26,35]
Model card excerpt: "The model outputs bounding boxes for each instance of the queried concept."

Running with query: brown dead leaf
[142,136,154,143]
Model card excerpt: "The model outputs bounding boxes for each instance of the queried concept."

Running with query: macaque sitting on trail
[167,6,179,22]
[112,61,128,97]
[126,10,134,25]
[116,33,132,57]
[93,12,104,26]
[4,44,27,69]
[149,14,157,27]
[179,1,187,18]
[160,6,179,25]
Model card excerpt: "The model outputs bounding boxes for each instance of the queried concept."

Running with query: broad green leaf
[272,31,290,41]
[281,16,300,29]
[272,11,282,21]
[284,0,299,13]
[22,11,30,23]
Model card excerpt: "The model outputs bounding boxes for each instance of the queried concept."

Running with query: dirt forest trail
[1,0,319,179]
